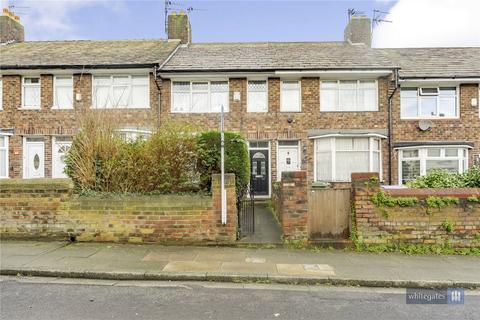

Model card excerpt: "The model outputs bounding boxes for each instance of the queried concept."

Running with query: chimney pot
[1,7,24,43]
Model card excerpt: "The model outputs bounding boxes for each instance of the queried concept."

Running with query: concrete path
[239,204,283,244]
[1,241,479,288]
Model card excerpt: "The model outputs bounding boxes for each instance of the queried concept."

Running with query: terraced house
[1,10,479,197]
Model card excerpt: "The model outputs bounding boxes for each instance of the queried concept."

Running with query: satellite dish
[418,120,433,131]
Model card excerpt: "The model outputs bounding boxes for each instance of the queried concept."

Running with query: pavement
[1,241,479,288]
[2,277,480,320]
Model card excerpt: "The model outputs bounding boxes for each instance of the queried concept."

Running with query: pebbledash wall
[352,173,480,248]
[0,174,237,244]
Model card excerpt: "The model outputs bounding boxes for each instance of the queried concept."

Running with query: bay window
[400,87,457,118]
[53,76,73,109]
[399,147,468,185]
[280,80,301,112]
[92,75,150,108]
[320,80,377,111]
[247,80,268,112]
[0,135,8,178]
[315,137,381,182]
[172,81,229,113]
[22,77,41,109]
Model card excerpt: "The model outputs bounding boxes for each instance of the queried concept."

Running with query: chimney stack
[0,8,24,43]
[344,15,371,47]
[167,11,191,44]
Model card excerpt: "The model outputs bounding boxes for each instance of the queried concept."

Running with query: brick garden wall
[271,171,308,241]
[352,172,480,248]
[0,174,237,244]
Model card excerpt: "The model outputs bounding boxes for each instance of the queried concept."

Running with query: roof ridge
[189,41,346,45]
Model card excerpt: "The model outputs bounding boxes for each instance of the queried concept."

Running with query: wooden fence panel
[308,188,351,239]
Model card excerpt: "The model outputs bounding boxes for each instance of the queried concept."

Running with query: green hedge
[196,131,250,198]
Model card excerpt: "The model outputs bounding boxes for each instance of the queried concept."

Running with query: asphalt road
[1,277,479,320]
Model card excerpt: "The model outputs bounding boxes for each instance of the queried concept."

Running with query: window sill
[280,110,302,113]
[19,107,41,110]
[170,111,230,114]
[320,110,379,113]
[51,107,74,110]
[91,106,151,110]
[401,117,459,120]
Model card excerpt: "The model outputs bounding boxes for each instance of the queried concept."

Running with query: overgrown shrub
[196,131,250,198]
[407,166,480,188]
[65,113,199,193]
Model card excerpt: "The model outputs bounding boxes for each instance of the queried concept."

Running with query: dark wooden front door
[250,149,269,196]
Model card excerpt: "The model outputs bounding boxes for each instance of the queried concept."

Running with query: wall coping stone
[384,187,480,199]
[0,178,73,190]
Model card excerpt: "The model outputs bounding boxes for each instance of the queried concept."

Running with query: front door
[250,149,269,196]
[24,138,45,179]
[52,137,72,178]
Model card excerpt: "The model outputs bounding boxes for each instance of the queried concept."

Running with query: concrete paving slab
[0,241,66,257]
[195,251,247,263]
[220,262,277,274]
[163,261,222,273]
[276,263,335,276]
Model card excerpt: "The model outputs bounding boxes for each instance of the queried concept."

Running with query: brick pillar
[280,171,308,241]
[211,173,237,242]
[351,172,380,242]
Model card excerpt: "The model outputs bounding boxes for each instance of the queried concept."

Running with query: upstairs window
[53,76,73,109]
[280,80,301,112]
[400,87,457,118]
[92,75,150,108]
[172,81,229,113]
[320,80,377,112]
[22,77,41,109]
[247,80,268,112]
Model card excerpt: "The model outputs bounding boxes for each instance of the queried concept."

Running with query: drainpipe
[387,68,400,185]
[153,66,162,128]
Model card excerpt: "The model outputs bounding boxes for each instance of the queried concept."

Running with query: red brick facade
[1,71,479,190]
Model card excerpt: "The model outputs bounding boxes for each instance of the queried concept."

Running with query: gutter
[387,68,400,185]
[0,63,158,70]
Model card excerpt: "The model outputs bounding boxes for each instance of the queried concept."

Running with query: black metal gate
[237,186,255,238]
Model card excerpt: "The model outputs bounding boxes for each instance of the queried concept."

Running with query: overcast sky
[1,0,479,47]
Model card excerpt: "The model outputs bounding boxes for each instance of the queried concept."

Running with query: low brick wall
[272,171,308,241]
[0,174,237,244]
[352,173,480,248]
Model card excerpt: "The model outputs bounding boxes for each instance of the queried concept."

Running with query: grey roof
[0,39,180,69]
[162,42,398,71]
[380,47,480,78]
[308,129,388,138]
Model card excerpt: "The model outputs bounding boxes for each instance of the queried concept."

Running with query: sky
[1,0,479,47]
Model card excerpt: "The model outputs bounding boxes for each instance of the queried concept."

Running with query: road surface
[1,276,479,320]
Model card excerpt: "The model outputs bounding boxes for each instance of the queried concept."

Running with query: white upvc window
[0,77,3,110]
[92,75,150,109]
[314,137,381,182]
[280,80,301,112]
[22,76,41,109]
[399,147,469,185]
[247,80,268,112]
[117,127,151,142]
[320,80,378,112]
[0,135,8,178]
[53,76,73,109]
[171,80,229,113]
[400,87,458,119]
